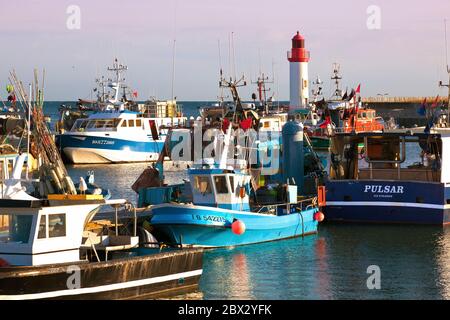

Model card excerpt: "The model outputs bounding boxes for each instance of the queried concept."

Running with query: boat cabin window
[86,121,97,129]
[128,119,135,127]
[37,215,46,239]
[105,120,115,128]
[95,120,106,128]
[0,157,15,181]
[214,176,229,194]
[0,213,33,244]
[229,176,235,193]
[121,119,127,127]
[71,119,86,131]
[366,137,401,163]
[72,119,120,131]
[136,119,142,128]
[194,176,212,194]
[48,214,66,238]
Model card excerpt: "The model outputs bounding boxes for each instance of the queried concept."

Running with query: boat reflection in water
[437,228,450,299]
[197,225,450,300]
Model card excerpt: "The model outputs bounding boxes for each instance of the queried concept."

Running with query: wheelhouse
[328,131,450,183]
[189,168,251,211]
[0,201,99,266]
[0,198,133,267]
[69,111,186,136]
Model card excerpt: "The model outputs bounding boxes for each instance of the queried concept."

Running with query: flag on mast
[319,116,331,128]
[430,95,440,108]
[418,97,427,116]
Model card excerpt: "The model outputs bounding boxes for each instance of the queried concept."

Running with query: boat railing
[82,200,140,262]
[333,126,346,133]
[332,122,384,134]
[254,196,317,215]
[73,127,118,133]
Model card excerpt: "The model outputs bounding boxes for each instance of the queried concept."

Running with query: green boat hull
[310,136,331,150]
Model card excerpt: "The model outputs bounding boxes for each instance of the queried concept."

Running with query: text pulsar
[364,185,404,194]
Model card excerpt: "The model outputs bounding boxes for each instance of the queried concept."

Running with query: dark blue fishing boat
[324,126,450,225]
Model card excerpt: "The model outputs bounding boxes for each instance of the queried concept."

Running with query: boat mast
[252,73,272,113]
[107,58,128,105]
[439,19,450,126]
[312,76,323,102]
[170,39,177,126]
[217,40,226,104]
[219,73,247,116]
[441,67,450,126]
[331,63,342,99]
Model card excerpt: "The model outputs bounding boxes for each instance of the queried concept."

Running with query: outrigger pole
[439,19,450,126]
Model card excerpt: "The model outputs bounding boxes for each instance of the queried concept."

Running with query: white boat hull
[63,147,160,164]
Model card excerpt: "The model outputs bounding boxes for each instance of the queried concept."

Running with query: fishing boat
[56,59,186,164]
[323,64,450,225]
[0,192,203,300]
[0,160,202,300]
[134,79,326,247]
[323,128,450,225]
[57,109,185,163]
[304,64,385,150]
[146,164,323,248]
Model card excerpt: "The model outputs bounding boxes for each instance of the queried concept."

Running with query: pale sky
[0,0,449,101]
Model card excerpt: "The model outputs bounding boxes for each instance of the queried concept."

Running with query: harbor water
[66,161,450,300]
[49,101,450,300]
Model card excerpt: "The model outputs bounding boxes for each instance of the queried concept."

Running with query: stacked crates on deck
[141,100,180,118]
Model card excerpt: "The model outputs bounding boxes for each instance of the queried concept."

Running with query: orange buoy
[239,187,246,198]
[314,211,325,222]
[231,220,246,235]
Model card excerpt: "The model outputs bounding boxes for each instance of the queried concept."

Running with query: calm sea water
[45,101,450,300]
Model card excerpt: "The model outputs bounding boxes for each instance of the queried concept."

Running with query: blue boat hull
[149,204,319,247]
[324,180,450,225]
[56,134,164,163]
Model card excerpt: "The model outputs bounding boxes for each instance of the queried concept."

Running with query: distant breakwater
[366,101,448,127]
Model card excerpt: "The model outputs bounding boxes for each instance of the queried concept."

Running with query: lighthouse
[287,31,310,113]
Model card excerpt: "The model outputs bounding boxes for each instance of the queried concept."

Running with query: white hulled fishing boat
[57,59,186,164]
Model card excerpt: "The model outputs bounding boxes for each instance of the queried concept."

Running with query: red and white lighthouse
[287,31,310,112]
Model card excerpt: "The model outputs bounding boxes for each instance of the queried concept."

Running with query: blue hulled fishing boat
[56,59,185,164]
[148,165,320,247]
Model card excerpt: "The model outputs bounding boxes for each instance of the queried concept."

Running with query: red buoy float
[314,211,325,222]
[231,220,246,235]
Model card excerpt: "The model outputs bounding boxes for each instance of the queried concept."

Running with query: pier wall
[363,97,449,128]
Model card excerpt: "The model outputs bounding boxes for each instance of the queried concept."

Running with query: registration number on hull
[191,214,227,223]
[92,140,115,145]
